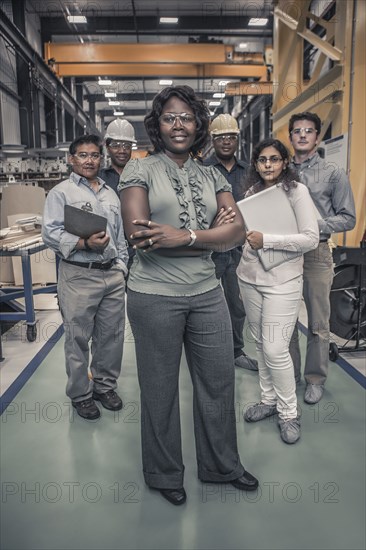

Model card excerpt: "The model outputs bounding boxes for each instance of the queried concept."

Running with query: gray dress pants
[127,287,245,489]
[290,243,334,385]
[58,261,126,401]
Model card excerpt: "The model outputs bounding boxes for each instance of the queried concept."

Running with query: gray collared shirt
[290,152,356,238]
[42,172,128,272]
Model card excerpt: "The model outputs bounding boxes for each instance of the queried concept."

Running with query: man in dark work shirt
[99,118,136,194]
[204,114,258,371]
[99,118,137,271]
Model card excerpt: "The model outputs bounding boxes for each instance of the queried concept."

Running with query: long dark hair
[245,138,298,194]
[144,85,210,157]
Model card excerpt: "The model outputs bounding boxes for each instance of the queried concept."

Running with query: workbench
[0,243,58,342]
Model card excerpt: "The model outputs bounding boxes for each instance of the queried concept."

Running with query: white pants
[239,276,303,420]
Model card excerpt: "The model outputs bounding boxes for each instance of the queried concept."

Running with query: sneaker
[72,398,100,420]
[93,390,123,411]
[235,353,258,371]
[278,417,301,444]
[244,402,277,422]
[304,384,324,404]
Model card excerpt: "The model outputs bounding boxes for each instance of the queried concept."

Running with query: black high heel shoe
[159,488,187,505]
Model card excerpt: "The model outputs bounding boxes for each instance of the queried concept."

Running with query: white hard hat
[105,119,137,144]
[210,114,239,136]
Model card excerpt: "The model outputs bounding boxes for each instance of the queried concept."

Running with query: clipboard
[237,185,300,271]
[64,205,107,239]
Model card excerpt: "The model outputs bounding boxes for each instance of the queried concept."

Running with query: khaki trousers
[58,261,125,402]
[290,242,333,385]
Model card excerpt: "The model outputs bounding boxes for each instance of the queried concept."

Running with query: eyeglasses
[159,113,196,127]
[257,156,283,165]
[73,152,101,160]
[213,134,238,143]
[108,141,132,151]
[290,127,317,136]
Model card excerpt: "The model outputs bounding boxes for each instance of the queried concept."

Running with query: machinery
[329,244,366,361]
[0,150,69,193]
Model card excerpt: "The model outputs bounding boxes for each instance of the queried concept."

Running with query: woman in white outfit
[237,138,319,444]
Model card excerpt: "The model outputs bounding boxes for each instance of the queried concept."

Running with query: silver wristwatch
[187,228,197,247]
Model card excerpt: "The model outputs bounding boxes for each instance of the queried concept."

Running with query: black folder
[64,205,107,239]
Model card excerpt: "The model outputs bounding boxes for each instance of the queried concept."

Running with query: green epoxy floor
[1,324,365,550]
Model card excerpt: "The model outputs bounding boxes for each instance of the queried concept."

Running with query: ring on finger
[148,238,154,247]
[148,220,152,227]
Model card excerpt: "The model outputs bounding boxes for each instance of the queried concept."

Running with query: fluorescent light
[132,144,138,150]
[67,15,87,24]
[248,18,268,26]
[209,101,221,107]
[0,144,26,153]
[104,92,117,98]
[98,78,112,85]
[159,17,178,24]
[238,42,248,48]
[108,101,120,106]
[159,79,173,86]
[218,80,230,87]
[213,93,225,98]
[113,111,125,116]
[55,142,71,151]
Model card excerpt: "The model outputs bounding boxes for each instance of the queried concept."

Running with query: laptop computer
[64,205,107,239]
[237,185,301,271]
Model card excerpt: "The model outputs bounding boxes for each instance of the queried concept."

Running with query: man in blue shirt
[204,114,258,371]
[42,135,128,420]
[288,112,356,404]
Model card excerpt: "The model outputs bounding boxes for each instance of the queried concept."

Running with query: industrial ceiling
[28,0,274,147]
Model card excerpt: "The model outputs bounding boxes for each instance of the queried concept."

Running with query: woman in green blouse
[119,85,258,506]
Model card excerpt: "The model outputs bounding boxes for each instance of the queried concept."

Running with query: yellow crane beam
[44,43,268,79]
[45,43,265,65]
[225,82,273,95]
[52,63,268,79]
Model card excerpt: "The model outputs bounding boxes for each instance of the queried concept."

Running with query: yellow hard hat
[210,114,239,136]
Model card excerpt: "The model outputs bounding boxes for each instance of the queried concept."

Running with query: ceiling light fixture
[209,101,221,107]
[98,78,112,85]
[108,101,120,106]
[238,42,248,48]
[159,80,173,86]
[248,18,268,26]
[213,93,225,98]
[113,111,125,116]
[218,80,230,87]
[55,142,71,152]
[104,92,117,98]
[67,15,87,24]
[159,17,178,24]
[0,144,26,154]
